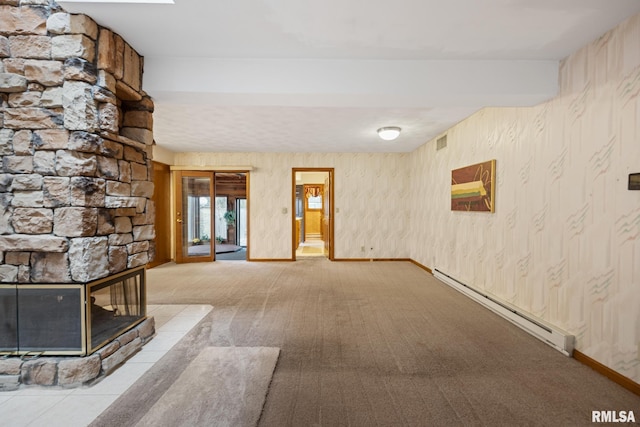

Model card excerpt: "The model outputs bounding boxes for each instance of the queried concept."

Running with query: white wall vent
[436,135,447,150]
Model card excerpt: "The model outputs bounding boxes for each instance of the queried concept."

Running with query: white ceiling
[59,0,640,153]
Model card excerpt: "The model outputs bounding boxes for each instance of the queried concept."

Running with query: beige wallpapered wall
[172,152,412,260]
[173,13,640,384]
[409,14,640,383]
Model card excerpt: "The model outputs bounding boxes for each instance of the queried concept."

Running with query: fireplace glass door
[87,267,146,353]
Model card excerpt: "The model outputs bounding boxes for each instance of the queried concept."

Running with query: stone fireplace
[0,1,156,388]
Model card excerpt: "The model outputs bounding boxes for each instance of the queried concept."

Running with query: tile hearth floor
[0,304,213,427]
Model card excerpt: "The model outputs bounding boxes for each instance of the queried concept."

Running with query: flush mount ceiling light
[377,126,401,141]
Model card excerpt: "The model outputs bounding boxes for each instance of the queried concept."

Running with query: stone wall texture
[0,316,155,390]
[0,0,155,284]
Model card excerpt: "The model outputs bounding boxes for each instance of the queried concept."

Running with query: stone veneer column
[0,0,156,283]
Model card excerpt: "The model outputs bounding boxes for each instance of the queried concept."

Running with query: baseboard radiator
[433,269,574,356]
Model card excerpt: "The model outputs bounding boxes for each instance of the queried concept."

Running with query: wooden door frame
[291,168,334,260]
[171,168,251,262]
[174,170,215,263]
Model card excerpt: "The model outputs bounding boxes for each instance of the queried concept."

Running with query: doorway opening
[292,168,334,260]
[215,172,248,261]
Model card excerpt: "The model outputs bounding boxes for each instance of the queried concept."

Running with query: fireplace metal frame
[0,284,18,356]
[86,266,147,354]
[0,284,87,356]
[0,267,146,357]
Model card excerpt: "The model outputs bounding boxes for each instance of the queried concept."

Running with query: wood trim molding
[409,259,433,274]
[332,258,433,271]
[333,258,414,262]
[170,165,254,171]
[573,350,640,396]
[251,257,433,270]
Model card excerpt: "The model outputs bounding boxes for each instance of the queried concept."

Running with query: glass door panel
[214,196,227,247]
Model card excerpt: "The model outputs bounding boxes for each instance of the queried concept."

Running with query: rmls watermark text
[592,410,636,423]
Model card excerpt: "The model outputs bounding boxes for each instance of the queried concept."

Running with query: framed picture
[629,173,640,190]
[451,159,496,212]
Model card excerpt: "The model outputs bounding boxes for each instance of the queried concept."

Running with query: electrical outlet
[637,342,640,361]
[360,246,365,252]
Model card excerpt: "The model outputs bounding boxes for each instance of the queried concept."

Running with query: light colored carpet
[105,261,640,426]
[90,314,280,427]
[135,347,279,427]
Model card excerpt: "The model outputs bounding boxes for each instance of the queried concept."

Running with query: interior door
[323,174,331,257]
[174,171,214,263]
[148,162,171,268]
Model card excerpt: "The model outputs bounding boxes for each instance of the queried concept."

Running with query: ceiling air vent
[436,134,447,151]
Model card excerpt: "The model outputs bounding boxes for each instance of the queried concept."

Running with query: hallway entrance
[292,168,334,260]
